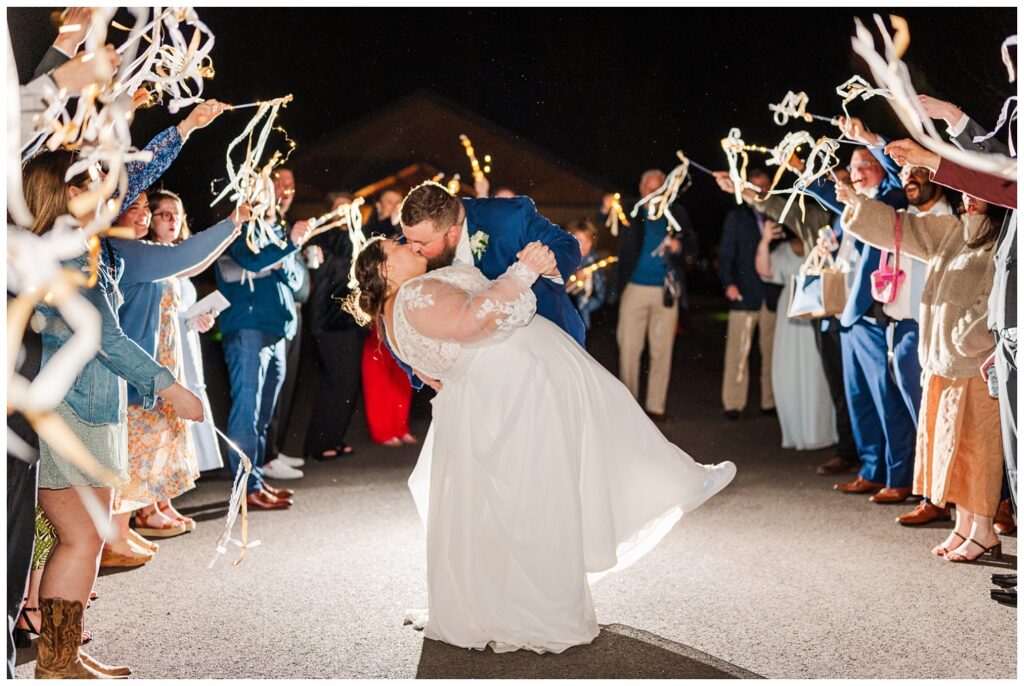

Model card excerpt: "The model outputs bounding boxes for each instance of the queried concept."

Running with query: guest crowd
[6,7,1017,680]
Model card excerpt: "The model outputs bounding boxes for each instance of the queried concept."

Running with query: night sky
[9,6,1017,255]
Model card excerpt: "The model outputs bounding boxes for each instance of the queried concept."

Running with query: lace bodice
[390,263,538,381]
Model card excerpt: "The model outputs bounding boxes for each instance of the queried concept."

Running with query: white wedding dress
[388,262,735,654]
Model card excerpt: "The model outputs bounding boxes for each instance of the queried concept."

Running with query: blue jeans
[223,330,287,494]
[843,319,917,488]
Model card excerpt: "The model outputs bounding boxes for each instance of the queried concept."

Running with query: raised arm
[839,192,958,263]
[750,193,831,253]
[123,101,226,207]
[112,217,239,286]
[402,259,544,346]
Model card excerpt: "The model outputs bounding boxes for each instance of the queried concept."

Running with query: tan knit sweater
[841,196,997,379]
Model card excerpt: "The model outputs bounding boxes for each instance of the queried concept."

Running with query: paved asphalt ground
[16,299,1017,679]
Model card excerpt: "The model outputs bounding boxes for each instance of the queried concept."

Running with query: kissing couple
[348,181,735,654]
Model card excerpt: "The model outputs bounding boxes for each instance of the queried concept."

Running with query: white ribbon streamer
[209,426,258,568]
[629,151,691,234]
[209,95,294,254]
[850,15,1017,180]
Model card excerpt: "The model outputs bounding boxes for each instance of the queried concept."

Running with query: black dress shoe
[991,574,1017,589]
[990,588,1016,606]
[992,573,1017,583]
[723,410,741,421]
[646,411,670,424]
[761,407,777,417]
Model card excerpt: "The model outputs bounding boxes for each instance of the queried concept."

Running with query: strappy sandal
[946,537,1003,563]
[314,444,354,461]
[132,509,186,538]
[157,501,196,533]
[14,606,91,648]
[931,531,966,556]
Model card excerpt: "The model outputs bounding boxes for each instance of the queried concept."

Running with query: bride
[350,236,736,654]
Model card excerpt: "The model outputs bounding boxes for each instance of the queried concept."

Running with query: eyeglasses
[845,162,877,173]
[152,211,180,221]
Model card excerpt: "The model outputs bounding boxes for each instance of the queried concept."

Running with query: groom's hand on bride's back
[413,368,443,392]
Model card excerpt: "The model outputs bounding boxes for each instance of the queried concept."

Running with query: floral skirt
[113,401,199,514]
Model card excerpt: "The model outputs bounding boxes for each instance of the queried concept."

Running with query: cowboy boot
[35,597,98,679]
[80,652,131,678]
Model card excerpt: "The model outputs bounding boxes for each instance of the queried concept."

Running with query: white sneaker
[275,452,305,468]
[263,459,304,480]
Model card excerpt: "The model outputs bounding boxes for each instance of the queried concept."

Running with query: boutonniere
[469,230,489,261]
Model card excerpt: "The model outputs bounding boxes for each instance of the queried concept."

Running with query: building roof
[289,89,612,226]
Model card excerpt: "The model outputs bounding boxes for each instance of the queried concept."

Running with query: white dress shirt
[885,195,954,321]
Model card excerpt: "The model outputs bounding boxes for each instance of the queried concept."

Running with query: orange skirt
[913,371,1002,516]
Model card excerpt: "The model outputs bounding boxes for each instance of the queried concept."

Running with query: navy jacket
[215,221,302,340]
[463,196,585,346]
[804,153,907,327]
[718,206,783,312]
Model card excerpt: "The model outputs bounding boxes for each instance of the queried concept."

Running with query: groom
[391,181,585,386]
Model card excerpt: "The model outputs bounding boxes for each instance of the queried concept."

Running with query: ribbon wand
[604,193,630,237]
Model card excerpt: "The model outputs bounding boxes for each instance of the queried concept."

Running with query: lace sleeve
[402,262,539,346]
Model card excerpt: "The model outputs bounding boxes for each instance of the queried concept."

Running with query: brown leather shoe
[246,491,292,510]
[817,456,860,476]
[897,501,951,525]
[262,484,295,499]
[994,499,1016,535]
[834,477,884,494]
[870,487,913,504]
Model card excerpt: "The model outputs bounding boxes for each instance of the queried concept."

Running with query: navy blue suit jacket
[718,206,782,312]
[804,153,907,328]
[387,195,584,389]
[462,196,585,345]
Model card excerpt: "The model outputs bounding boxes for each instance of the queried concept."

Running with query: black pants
[266,309,304,461]
[995,335,1017,512]
[6,454,37,678]
[304,329,364,456]
[812,318,858,461]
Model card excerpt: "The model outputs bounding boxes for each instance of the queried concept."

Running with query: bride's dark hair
[343,236,389,327]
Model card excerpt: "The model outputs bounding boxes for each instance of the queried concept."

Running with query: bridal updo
[344,236,389,327]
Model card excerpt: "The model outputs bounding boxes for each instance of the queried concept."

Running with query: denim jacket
[36,240,175,425]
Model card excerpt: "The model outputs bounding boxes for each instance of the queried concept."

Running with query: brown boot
[80,652,131,678]
[35,597,98,679]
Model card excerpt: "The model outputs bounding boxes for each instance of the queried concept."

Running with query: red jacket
[932,158,1017,210]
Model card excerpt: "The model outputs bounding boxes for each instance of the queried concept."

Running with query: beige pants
[721,305,776,412]
[616,283,678,414]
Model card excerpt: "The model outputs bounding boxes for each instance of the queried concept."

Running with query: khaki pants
[617,283,678,414]
[721,305,776,412]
